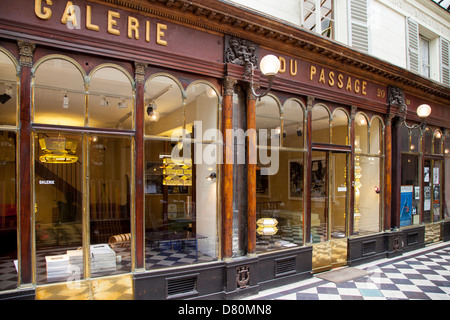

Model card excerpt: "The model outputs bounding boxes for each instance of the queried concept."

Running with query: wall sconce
[147,103,160,122]
[400,103,431,129]
[206,172,216,181]
[245,54,281,99]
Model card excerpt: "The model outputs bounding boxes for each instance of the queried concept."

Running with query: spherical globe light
[416,104,431,118]
[259,55,281,77]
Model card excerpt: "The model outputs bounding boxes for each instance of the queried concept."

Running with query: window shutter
[441,37,450,87]
[406,17,419,73]
[350,0,369,53]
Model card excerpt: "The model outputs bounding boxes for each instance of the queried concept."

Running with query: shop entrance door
[310,150,349,273]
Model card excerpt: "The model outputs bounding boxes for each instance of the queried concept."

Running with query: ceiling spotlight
[100,96,109,107]
[118,99,128,109]
[147,103,160,122]
[0,94,11,104]
[62,93,69,109]
[206,172,216,181]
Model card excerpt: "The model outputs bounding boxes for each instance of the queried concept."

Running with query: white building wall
[224,0,302,27]
[369,0,407,69]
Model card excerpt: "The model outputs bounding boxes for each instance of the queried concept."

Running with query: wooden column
[134,62,147,270]
[247,89,257,256]
[391,118,402,228]
[304,96,314,243]
[384,113,394,231]
[18,40,35,286]
[221,77,236,260]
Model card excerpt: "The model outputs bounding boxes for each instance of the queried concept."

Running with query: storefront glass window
[355,113,368,154]
[0,49,18,292]
[424,128,433,154]
[34,132,83,284]
[88,66,134,130]
[144,76,219,270]
[370,117,383,155]
[400,125,421,227]
[89,135,132,277]
[0,50,17,126]
[433,130,442,155]
[33,58,135,284]
[256,96,305,252]
[34,58,85,127]
[312,104,330,144]
[354,113,383,235]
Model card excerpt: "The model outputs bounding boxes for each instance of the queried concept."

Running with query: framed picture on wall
[256,167,269,197]
[288,158,303,200]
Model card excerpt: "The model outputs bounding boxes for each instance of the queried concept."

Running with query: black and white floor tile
[246,242,450,300]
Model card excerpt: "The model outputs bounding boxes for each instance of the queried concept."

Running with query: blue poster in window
[400,186,413,227]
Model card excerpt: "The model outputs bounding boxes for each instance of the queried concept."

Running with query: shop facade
[0,0,449,300]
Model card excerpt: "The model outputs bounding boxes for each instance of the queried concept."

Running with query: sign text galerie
[34,0,168,46]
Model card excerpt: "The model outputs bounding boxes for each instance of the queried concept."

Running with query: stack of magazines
[45,254,71,280]
[90,244,116,273]
[66,249,83,275]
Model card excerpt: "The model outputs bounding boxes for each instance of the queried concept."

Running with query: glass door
[311,150,349,272]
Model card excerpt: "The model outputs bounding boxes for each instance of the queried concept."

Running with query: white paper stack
[66,249,83,274]
[45,254,71,279]
[90,244,116,273]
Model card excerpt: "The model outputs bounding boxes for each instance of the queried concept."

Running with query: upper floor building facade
[226,0,450,87]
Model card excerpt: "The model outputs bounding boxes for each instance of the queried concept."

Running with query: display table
[145,230,206,258]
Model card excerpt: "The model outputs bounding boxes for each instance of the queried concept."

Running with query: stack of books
[45,254,71,280]
[90,244,116,273]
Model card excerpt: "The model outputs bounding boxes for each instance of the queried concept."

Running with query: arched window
[311,104,330,144]
[33,57,85,126]
[331,108,349,145]
[256,94,281,148]
[88,65,134,129]
[282,99,305,149]
[355,113,368,154]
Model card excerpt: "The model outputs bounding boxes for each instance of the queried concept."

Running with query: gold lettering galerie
[35,0,52,20]
[34,0,168,45]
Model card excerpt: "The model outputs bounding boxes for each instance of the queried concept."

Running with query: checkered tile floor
[246,242,450,300]
[0,241,215,290]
